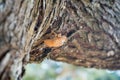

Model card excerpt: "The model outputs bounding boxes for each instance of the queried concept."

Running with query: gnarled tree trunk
[0,0,40,79]
[0,0,120,80]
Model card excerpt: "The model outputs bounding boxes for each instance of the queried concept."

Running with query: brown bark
[30,0,120,69]
[0,0,120,80]
[0,0,40,80]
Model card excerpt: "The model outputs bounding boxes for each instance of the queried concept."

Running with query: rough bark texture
[0,0,40,80]
[0,0,120,80]
[30,0,120,69]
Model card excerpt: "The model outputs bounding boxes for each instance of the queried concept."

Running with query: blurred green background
[23,59,120,80]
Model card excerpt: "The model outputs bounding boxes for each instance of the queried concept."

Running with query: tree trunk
[0,0,120,80]
[0,0,40,80]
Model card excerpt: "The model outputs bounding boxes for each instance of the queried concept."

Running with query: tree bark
[0,0,40,80]
[0,0,120,80]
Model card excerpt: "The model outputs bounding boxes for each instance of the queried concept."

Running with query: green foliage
[23,60,120,80]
